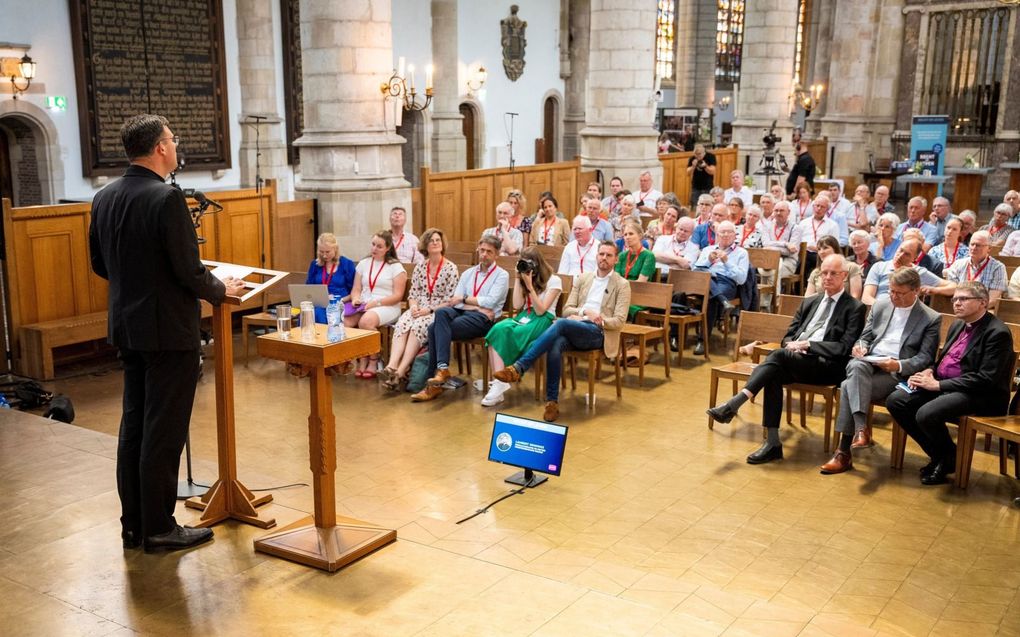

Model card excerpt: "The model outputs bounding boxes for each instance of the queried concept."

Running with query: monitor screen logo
[495,432,513,452]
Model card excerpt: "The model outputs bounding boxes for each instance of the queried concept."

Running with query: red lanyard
[773,223,787,240]
[811,218,825,242]
[473,264,496,296]
[624,249,642,279]
[740,226,754,246]
[992,225,1005,236]
[395,233,405,252]
[855,205,868,226]
[542,218,555,243]
[707,226,716,245]
[672,240,688,256]
[944,243,960,269]
[913,251,925,265]
[967,258,990,281]
[576,240,595,273]
[426,257,444,296]
[321,263,336,286]
[366,259,384,293]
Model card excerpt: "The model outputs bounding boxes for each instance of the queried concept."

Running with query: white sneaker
[481,380,510,407]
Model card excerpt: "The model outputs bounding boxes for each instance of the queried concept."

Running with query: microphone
[183,189,223,213]
[506,112,519,115]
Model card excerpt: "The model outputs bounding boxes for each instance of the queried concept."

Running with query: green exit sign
[46,96,67,111]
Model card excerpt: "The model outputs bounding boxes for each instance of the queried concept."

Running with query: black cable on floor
[455,487,526,524]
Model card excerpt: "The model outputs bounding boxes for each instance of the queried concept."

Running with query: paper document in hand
[211,264,254,282]
[862,355,889,364]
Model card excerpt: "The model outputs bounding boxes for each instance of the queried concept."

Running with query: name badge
[517,316,531,325]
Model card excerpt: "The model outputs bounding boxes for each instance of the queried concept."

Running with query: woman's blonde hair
[316,233,340,266]
[507,190,527,215]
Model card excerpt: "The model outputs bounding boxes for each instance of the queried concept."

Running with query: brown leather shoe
[851,426,873,449]
[411,385,444,402]
[493,365,521,383]
[426,368,451,387]
[819,450,853,474]
[543,401,559,422]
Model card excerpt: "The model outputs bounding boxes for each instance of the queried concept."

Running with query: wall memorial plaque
[69,0,231,176]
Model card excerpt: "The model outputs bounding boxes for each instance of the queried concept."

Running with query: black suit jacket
[782,292,866,366]
[935,312,1014,415]
[89,165,225,351]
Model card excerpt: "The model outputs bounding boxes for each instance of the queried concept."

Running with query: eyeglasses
[160,135,180,146]
[952,296,982,303]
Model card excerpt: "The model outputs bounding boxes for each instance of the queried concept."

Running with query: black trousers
[886,388,972,463]
[117,348,201,537]
[744,348,847,429]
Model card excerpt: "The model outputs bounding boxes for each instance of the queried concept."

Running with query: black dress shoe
[919,460,937,476]
[122,531,142,549]
[747,442,784,465]
[707,403,738,424]
[144,525,214,553]
[920,461,952,485]
[693,340,705,356]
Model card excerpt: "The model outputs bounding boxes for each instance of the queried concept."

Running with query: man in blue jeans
[494,242,631,421]
[411,236,509,402]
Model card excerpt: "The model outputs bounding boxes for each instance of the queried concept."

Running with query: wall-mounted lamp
[791,82,823,116]
[466,65,487,95]
[381,56,433,112]
[717,96,730,111]
[3,53,36,99]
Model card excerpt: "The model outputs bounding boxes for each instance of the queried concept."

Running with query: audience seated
[758,193,776,222]
[693,193,714,226]
[723,170,754,208]
[726,197,745,226]
[895,196,937,251]
[736,204,766,248]
[848,184,877,234]
[411,236,510,402]
[958,209,978,245]
[345,230,409,377]
[481,201,524,256]
[305,232,357,323]
[653,216,699,278]
[886,281,1014,485]
[805,236,863,299]
[602,176,624,219]
[693,203,727,249]
[506,189,532,244]
[823,182,851,245]
[928,196,957,245]
[710,186,725,205]
[706,254,866,464]
[693,220,748,353]
[790,193,840,275]
[558,216,599,276]
[790,182,814,223]
[981,203,1014,246]
[579,194,615,242]
[943,230,1007,305]
[820,268,941,474]
[482,247,563,407]
[901,227,937,271]
[617,220,657,286]
[389,206,423,265]
[634,170,663,218]
[928,217,969,276]
[870,212,903,261]
[863,238,953,306]
[872,185,895,216]
[380,228,459,391]
[848,229,880,279]
[494,241,630,422]
[762,199,797,282]
[645,196,682,241]
[1005,190,1020,231]
[769,183,787,203]
[531,195,571,247]
[609,193,642,239]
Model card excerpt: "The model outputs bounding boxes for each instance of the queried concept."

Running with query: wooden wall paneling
[409,187,423,235]
[552,168,579,218]
[428,182,461,238]
[804,139,827,176]
[275,199,316,274]
[494,173,517,202]
[463,176,494,242]
[524,172,551,216]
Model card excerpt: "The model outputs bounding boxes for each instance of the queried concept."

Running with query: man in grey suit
[820,268,941,474]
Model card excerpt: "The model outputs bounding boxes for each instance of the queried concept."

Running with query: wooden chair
[780,243,808,295]
[956,415,1020,488]
[748,248,782,313]
[447,240,477,254]
[707,312,792,429]
[445,251,476,268]
[998,255,1020,269]
[776,294,805,318]
[621,281,673,385]
[996,299,1020,324]
[989,244,1003,257]
[562,333,623,407]
[927,293,954,314]
[665,269,712,364]
[454,276,517,391]
[496,255,519,274]
[534,244,564,264]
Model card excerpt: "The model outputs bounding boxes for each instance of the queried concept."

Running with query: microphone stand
[506,112,518,172]
[246,115,268,268]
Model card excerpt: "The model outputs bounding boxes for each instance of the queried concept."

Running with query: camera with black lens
[516,258,537,275]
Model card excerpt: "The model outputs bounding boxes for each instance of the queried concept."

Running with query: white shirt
[393,230,423,264]
[652,235,700,276]
[800,290,844,342]
[871,303,914,359]
[723,187,754,208]
[791,216,840,250]
[581,273,612,316]
[558,238,600,276]
[635,188,662,211]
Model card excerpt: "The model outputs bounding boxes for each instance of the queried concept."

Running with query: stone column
[730,0,798,185]
[236,0,291,196]
[802,0,835,131]
[579,0,661,186]
[673,0,716,110]
[294,0,410,255]
[562,0,590,162]
[430,0,465,172]
[813,0,904,178]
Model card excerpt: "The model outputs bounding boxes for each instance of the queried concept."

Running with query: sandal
[361,370,377,380]
[378,367,398,384]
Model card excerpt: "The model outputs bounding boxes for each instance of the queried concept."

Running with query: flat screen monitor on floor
[487,412,568,488]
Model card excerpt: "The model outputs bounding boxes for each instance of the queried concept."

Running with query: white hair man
[789,192,840,275]
[724,169,753,208]
[895,197,937,251]
[692,220,749,352]
[558,215,599,276]
[634,170,663,217]
[943,229,1007,305]
[980,202,1014,245]
[481,201,524,256]
[1004,190,1020,231]
[653,216,699,277]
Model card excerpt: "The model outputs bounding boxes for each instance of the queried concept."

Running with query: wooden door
[460,103,476,170]
[0,128,13,206]
[542,97,556,163]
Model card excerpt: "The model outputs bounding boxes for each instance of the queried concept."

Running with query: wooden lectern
[184,261,290,529]
[1001,162,1020,192]
[253,327,397,572]
[946,167,994,215]
[896,173,952,204]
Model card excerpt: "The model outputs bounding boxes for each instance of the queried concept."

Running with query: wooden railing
[659,147,740,206]
[416,159,597,240]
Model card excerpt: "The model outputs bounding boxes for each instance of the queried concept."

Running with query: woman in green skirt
[481,247,562,407]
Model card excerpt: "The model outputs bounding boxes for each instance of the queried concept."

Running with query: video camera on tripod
[755,120,790,176]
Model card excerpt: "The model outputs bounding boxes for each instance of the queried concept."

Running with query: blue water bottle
[326,297,344,343]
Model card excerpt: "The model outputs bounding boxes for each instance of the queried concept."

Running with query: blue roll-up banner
[910,115,949,195]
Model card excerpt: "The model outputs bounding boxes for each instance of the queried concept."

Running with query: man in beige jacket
[495,241,631,421]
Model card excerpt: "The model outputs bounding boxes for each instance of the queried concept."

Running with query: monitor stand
[505,468,547,488]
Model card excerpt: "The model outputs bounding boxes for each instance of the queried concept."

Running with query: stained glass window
[656,0,676,80]
[793,0,811,84]
[716,0,745,86]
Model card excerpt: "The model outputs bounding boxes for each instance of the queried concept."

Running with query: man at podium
[89,114,245,553]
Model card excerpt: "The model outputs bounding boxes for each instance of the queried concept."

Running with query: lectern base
[254,515,397,572]
[185,478,276,529]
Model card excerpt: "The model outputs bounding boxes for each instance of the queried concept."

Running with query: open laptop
[288,284,330,309]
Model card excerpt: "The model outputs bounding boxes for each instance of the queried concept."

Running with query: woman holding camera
[481,247,562,406]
